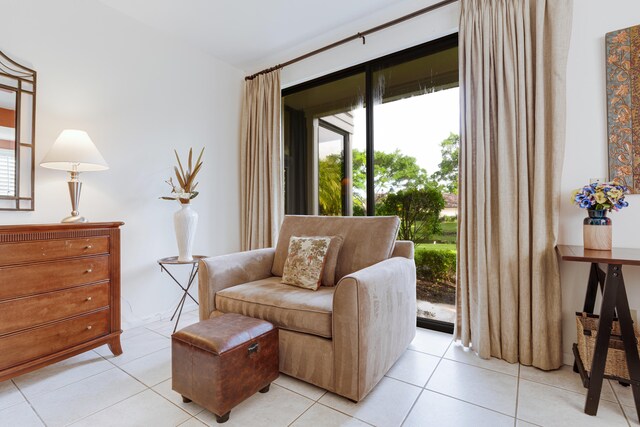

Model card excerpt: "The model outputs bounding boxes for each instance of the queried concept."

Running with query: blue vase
[583,209,611,226]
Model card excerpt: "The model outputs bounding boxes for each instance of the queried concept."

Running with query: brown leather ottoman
[171,313,279,423]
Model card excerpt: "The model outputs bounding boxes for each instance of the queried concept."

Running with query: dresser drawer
[0,237,109,266]
[0,309,110,371]
[0,256,110,301]
[0,282,110,335]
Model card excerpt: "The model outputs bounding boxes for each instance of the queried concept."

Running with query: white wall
[264,0,640,365]
[561,0,640,364]
[249,0,460,88]
[0,0,244,328]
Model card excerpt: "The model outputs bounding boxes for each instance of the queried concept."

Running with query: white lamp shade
[40,130,109,172]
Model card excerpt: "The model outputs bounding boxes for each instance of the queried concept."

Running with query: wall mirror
[606,24,639,193]
[0,51,36,211]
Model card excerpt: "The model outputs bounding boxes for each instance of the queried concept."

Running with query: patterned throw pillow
[282,236,332,290]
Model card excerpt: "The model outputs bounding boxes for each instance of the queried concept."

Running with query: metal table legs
[159,262,199,334]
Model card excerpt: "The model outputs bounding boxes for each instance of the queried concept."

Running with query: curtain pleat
[456,0,573,370]
[240,70,283,250]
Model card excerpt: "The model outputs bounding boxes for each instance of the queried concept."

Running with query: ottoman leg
[216,412,230,423]
[181,396,192,403]
[259,384,270,393]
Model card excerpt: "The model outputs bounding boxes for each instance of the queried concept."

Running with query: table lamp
[40,130,109,223]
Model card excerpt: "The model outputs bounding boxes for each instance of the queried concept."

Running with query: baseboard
[122,302,199,330]
[563,352,574,367]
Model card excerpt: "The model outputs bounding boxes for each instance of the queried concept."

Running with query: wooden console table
[557,245,640,419]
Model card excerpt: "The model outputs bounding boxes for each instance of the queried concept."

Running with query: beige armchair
[198,215,416,401]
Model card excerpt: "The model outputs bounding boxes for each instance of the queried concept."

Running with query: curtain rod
[245,0,458,81]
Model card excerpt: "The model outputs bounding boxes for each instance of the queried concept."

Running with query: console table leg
[612,267,640,421]
[576,263,604,373]
[585,263,620,416]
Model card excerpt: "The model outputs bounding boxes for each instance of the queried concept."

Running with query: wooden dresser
[0,222,123,381]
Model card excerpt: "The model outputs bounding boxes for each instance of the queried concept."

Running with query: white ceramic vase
[174,203,198,262]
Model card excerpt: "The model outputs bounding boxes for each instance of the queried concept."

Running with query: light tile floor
[1,311,638,427]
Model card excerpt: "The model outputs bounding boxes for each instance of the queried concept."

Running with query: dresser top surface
[0,222,124,233]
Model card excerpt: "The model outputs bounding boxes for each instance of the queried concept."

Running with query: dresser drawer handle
[86,296,92,301]
[85,268,93,274]
[85,245,93,250]
[86,325,93,330]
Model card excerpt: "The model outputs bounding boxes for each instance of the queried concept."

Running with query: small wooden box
[172,313,278,423]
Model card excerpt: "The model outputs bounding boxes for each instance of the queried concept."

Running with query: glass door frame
[317,119,353,216]
[282,33,458,333]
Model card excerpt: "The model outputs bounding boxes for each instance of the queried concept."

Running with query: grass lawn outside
[423,221,457,245]
[415,243,457,251]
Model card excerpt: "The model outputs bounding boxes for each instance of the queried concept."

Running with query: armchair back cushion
[271,215,400,282]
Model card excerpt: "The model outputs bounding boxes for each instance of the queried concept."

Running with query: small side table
[158,255,207,334]
[558,245,640,420]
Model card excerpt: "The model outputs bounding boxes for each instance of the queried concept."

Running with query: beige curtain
[240,70,283,250]
[456,0,573,370]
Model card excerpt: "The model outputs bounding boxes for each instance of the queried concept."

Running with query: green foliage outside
[416,242,457,251]
[317,133,460,291]
[429,221,457,244]
[318,148,445,239]
[318,153,343,216]
[431,132,459,194]
[414,247,457,285]
[378,188,444,242]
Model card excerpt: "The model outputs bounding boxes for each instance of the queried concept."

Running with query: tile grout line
[11,351,112,400]
[441,355,519,378]
[413,339,521,379]
[517,374,617,404]
[10,379,48,427]
[272,376,327,403]
[147,387,198,420]
[421,384,517,420]
[116,345,171,370]
[400,388,425,427]
[98,340,170,369]
[285,398,316,426]
[422,340,519,419]
[311,400,376,426]
[609,380,634,426]
[65,388,150,426]
[59,350,169,425]
[18,365,120,404]
[399,341,452,426]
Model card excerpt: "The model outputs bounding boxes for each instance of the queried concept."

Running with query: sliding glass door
[283,34,458,330]
[283,72,366,216]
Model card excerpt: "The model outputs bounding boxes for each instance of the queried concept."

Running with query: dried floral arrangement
[161,147,204,204]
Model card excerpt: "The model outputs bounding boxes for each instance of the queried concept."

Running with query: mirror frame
[0,51,36,211]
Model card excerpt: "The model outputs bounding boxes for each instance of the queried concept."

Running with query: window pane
[0,88,16,197]
[372,45,458,324]
[283,72,366,215]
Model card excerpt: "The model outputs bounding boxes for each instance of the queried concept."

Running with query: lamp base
[62,172,87,224]
[61,215,87,223]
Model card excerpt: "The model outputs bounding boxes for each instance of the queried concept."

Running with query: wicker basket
[576,312,640,380]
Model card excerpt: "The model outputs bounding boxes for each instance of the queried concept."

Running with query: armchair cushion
[272,215,400,282]
[215,276,335,338]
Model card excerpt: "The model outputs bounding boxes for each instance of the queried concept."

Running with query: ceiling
[98,0,416,72]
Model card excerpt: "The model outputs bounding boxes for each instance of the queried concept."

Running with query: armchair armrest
[198,248,275,320]
[333,256,416,401]
[392,240,414,259]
